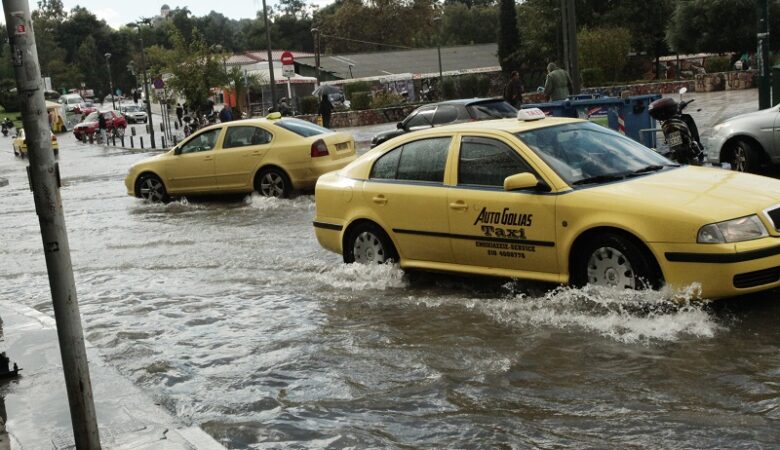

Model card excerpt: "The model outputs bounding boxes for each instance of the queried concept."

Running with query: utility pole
[105,52,115,110]
[2,1,101,448]
[312,27,321,83]
[262,0,277,107]
[560,0,580,94]
[758,0,771,109]
[129,21,155,148]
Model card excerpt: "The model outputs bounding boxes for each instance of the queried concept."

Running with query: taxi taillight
[311,139,329,157]
[51,135,57,141]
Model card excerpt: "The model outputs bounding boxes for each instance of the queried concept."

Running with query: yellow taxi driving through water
[314,108,780,300]
[125,115,356,201]
[13,128,59,157]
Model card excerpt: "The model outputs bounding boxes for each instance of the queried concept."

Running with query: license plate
[336,142,349,151]
[667,132,683,147]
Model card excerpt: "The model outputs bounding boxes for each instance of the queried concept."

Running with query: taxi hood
[585,166,780,222]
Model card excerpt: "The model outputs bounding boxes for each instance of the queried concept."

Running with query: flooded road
[2,126,780,449]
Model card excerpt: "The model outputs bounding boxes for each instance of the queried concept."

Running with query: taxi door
[165,128,221,192]
[361,136,454,263]
[447,136,558,274]
[215,125,273,190]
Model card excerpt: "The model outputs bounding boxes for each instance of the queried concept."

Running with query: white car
[59,93,85,113]
[707,105,779,172]
[119,104,148,124]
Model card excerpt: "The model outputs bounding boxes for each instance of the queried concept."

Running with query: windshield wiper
[628,164,677,177]
[572,174,627,186]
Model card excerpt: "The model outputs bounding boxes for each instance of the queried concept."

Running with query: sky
[59,0,331,30]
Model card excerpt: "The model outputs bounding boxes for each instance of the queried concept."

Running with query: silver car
[119,104,148,124]
[707,105,779,172]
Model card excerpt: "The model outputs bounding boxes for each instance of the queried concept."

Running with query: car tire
[571,233,661,290]
[343,222,398,264]
[729,139,760,173]
[255,168,291,198]
[135,174,168,203]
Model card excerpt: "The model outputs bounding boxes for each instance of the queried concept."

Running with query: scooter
[1,119,12,137]
[649,87,704,165]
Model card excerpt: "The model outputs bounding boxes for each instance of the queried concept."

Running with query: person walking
[98,112,108,144]
[503,70,524,108]
[219,105,233,123]
[176,103,184,126]
[319,94,333,128]
[543,63,573,102]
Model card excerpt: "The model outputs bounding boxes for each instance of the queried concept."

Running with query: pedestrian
[219,105,233,123]
[176,103,183,126]
[319,94,333,128]
[98,112,108,144]
[132,89,140,104]
[503,70,524,108]
[543,63,573,102]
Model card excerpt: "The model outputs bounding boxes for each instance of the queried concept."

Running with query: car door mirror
[504,172,548,192]
[397,122,404,130]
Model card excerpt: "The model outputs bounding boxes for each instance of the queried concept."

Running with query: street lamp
[104,52,116,110]
[127,20,156,149]
[432,16,443,81]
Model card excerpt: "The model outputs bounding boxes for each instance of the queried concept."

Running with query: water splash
[247,193,315,211]
[315,263,407,291]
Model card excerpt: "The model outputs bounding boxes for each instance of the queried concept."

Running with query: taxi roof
[430,116,584,135]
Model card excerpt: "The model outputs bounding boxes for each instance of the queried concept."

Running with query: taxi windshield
[516,122,675,186]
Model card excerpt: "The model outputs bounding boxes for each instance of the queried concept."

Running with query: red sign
[280,51,294,65]
[15,24,25,34]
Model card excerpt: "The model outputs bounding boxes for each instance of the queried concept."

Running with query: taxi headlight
[697,215,768,243]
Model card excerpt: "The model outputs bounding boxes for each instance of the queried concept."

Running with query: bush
[440,77,456,99]
[299,95,319,114]
[578,26,631,82]
[704,56,732,73]
[371,90,405,109]
[581,68,605,87]
[343,81,372,100]
[350,91,372,110]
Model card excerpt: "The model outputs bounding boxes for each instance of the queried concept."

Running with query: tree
[165,29,225,114]
[498,0,520,72]
[666,0,758,54]
[578,26,631,82]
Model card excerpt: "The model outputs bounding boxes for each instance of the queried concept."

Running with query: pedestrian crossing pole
[2,1,101,448]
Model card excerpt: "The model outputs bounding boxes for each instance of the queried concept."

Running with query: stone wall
[580,80,695,97]
[695,70,757,91]
[297,104,419,128]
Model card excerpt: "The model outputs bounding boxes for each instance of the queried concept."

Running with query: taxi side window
[180,129,221,154]
[223,126,272,149]
[370,137,451,183]
[458,137,533,187]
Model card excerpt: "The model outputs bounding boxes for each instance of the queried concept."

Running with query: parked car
[124,115,357,202]
[707,105,779,172]
[103,94,123,104]
[73,110,127,140]
[371,98,518,148]
[119,104,148,124]
[59,93,85,113]
[13,128,59,157]
[315,109,780,300]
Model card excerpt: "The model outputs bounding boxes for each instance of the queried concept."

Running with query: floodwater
[2,130,780,449]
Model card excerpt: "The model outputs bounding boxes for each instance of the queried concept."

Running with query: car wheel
[344,222,397,264]
[572,233,661,290]
[729,140,760,173]
[136,174,168,203]
[255,168,291,198]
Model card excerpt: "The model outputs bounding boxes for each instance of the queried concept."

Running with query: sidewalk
[0,302,224,449]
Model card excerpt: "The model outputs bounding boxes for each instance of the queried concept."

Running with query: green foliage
[440,77,457,100]
[0,79,19,113]
[704,56,732,74]
[580,68,605,87]
[456,74,491,97]
[440,4,498,46]
[577,27,632,82]
[300,96,319,114]
[498,0,520,72]
[350,91,372,110]
[165,28,226,114]
[371,91,405,109]
[343,81,372,100]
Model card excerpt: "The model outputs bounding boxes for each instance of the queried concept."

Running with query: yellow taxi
[314,109,780,299]
[13,128,59,157]
[125,115,356,201]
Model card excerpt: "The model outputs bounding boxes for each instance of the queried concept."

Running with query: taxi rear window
[274,118,329,137]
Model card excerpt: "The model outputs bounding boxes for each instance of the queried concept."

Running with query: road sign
[280,51,294,66]
[283,65,295,77]
[152,78,164,89]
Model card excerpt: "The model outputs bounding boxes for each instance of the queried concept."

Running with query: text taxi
[313,109,780,299]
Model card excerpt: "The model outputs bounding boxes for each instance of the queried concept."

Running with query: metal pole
[312,28,320,83]
[2,2,101,448]
[244,69,251,116]
[758,0,771,109]
[135,23,156,148]
[105,53,115,110]
[262,0,277,107]
[561,0,579,94]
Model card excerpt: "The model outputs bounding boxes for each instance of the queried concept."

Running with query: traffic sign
[280,51,294,65]
[152,78,164,89]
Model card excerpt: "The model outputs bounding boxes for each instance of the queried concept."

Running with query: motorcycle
[1,119,12,137]
[649,87,704,165]
[182,114,197,137]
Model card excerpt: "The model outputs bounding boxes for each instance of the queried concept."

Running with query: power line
[320,33,414,50]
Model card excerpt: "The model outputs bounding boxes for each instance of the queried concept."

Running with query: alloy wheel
[138,177,166,202]
[259,172,286,197]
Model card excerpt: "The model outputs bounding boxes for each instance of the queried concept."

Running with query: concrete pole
[134,22,156,148]
[2,1,101,448]
[262,0,277,108]
[312,28,321,84]
[561,0,580,94]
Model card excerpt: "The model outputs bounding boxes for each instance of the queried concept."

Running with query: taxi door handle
[203,156,213,161]
[372,195,388,205]
[449,201,468,210]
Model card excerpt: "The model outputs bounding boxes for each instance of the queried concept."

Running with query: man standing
[175,103,184,126]
[319,94,333,128]
[98,112,108,144]
[543,63,573,101]
[503,71,524,108]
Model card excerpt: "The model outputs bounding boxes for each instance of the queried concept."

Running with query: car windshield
[123,105,140,112]
[84,112,99,122]
[67,97,82,104]
[516,122,675,186]
[468,100,518,119]
[274,118,330,137]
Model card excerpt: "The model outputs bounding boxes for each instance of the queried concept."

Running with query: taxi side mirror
[504,172,549,192]
[396,122,404,130]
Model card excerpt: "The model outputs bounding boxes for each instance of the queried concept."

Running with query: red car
[73,110,127,140]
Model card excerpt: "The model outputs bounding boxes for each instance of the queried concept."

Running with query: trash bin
[620,94,662,148]
[521,100,577,118]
